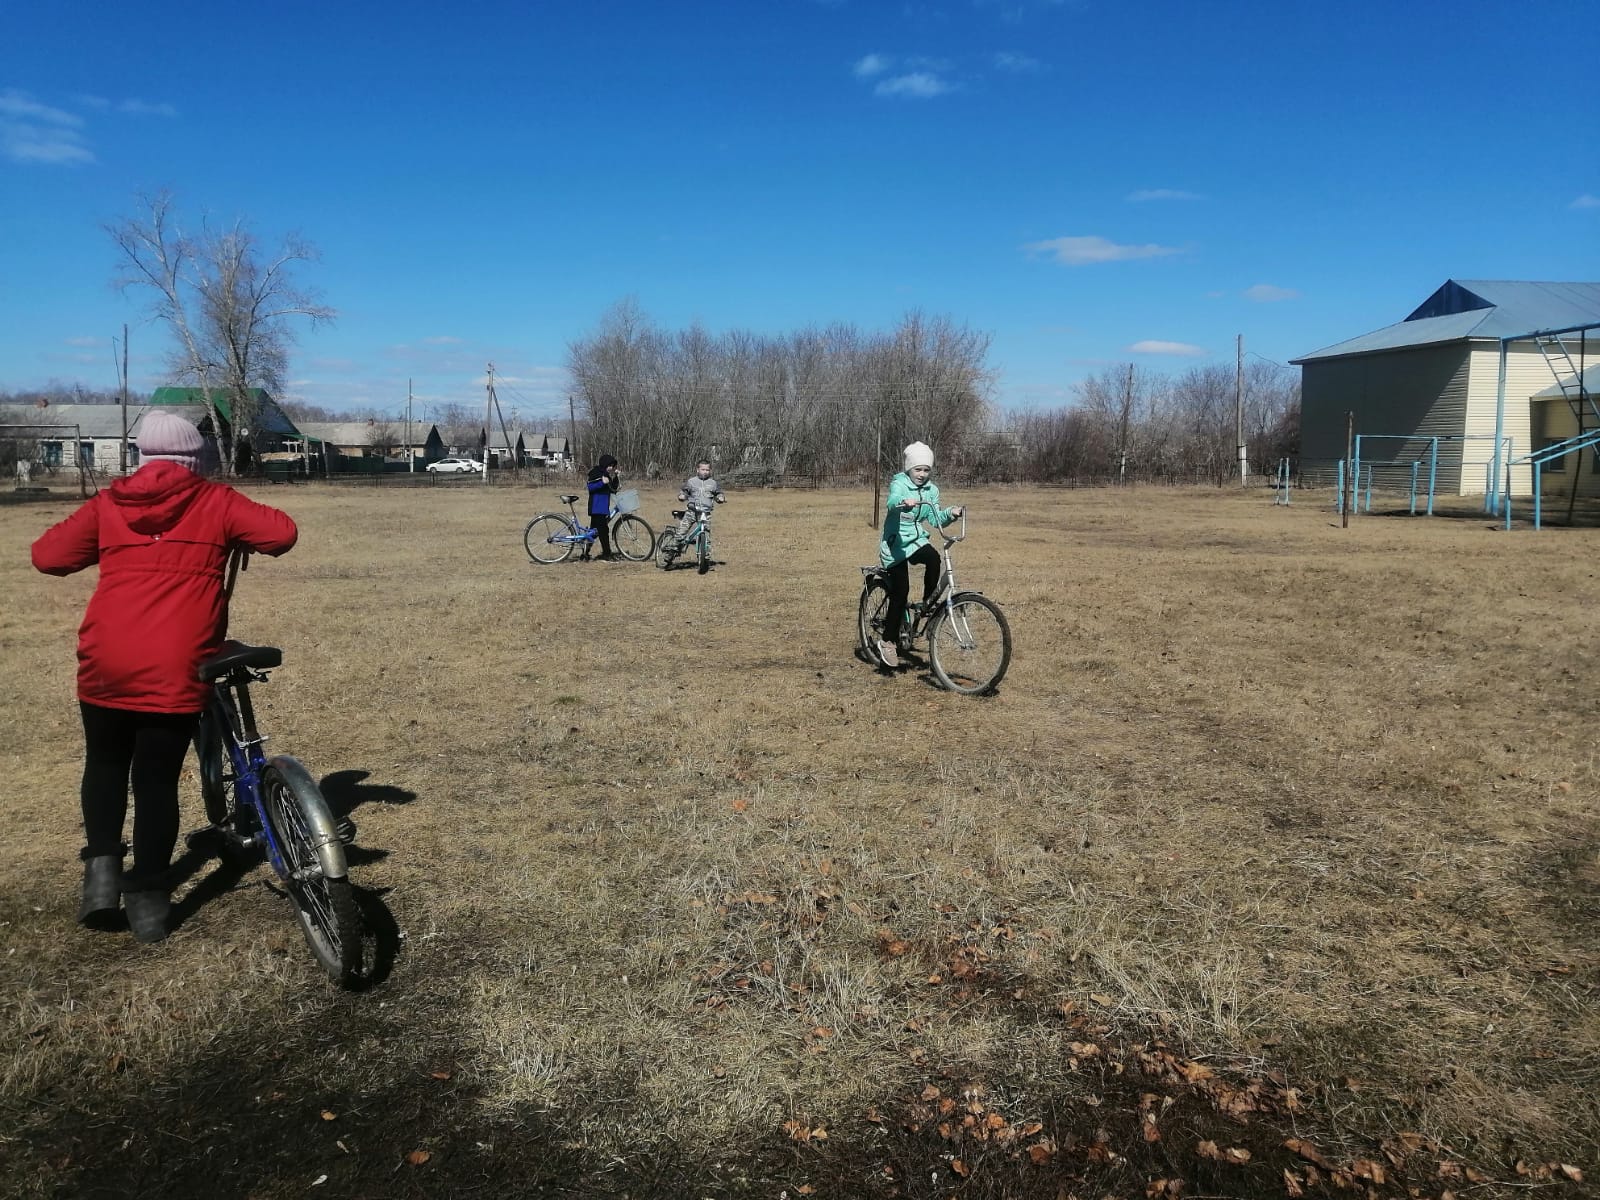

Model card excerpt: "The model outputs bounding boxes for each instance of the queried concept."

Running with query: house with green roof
[1293,281,1600,496]
[148,387,302,463]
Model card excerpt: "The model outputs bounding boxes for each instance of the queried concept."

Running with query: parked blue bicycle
[192,551,364,986]
[656,502,717,573]
[523,491,655,563]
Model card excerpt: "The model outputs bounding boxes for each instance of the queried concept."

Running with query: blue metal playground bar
[1353,434,1438,517]
[1502,427,1600,530]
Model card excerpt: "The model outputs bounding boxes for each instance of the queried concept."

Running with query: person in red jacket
[31,411,298,944]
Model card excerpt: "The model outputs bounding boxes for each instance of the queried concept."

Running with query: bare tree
[108,191,334,473]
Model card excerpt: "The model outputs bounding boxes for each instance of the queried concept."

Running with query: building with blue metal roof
[1292,281,1600,495]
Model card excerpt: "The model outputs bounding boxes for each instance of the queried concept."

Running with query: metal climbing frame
[1489,322,1600,514]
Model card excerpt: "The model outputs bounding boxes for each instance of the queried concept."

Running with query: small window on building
[42,441,62,466]
[1540,440,1567,474]
[80,441,95,466]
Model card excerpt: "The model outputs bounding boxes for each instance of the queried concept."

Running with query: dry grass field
[2,480,1596,1199]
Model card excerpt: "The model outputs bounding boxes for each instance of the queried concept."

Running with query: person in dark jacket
[31,411,298,943]
[585,454,621,561]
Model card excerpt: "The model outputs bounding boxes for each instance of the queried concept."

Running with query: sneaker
[876,639,899,668]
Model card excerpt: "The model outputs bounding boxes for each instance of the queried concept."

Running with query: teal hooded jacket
[879,472,956,567]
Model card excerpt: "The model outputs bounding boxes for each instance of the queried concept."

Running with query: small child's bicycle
[858,512,1012,695]
[192,552,364,986]
[523,491,655,563]
[656,502,715,573]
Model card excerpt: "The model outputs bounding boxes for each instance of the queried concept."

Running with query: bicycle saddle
[671,509,686,518]
[198,640,283,681]
[559,494,579,503]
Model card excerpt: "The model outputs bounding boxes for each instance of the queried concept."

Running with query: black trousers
[884,543,941,644]
[589,512,612,557]
[79,701,197,889]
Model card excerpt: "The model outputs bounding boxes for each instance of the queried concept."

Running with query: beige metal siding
[1465,344,1569,496]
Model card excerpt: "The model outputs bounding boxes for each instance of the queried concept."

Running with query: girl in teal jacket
[876,441,962,668]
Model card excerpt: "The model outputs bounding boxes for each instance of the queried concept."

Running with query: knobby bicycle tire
[697,528,710,574]
[858,578,891,668]
[927,592,1012,695]
[611,513,655,561]
[260,760,363,985]
[524,514,576,564]
[655,529,678,569]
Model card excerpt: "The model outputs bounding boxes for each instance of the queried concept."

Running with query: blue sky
[2,0,1595,426]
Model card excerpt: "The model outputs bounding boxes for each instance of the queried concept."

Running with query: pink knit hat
[138,411,204,471]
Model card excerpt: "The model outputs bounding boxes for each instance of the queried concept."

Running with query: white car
[427,456,484,474]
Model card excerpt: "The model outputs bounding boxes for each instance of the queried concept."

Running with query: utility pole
[483,364,494,486]
[1236,334,1247,486]
[567,393,579,471]
[116,323,129,473]
[407,378,414,473]
[872,402,882,527]
[1119,364,1133,485]
[1343,411,1354,529]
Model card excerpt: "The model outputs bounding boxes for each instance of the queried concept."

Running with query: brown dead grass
[1,480,1596,1198]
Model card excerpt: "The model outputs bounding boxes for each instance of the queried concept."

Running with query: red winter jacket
[31,462,298,714]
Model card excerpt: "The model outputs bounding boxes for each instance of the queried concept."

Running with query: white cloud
[1128,340,1207,357]
[118,98,177,118]
[422,335,464,345]
[1023,235,1181,265]
[0,88,92,165]
[874,72,951,98]
[853,53,892,77]
[993,51,1042,72]
[1127,188,1202,202]
[1244,283,1298,302]
[1571,194,1600,210]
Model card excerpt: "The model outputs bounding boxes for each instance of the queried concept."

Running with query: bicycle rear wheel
[858,578,891,667]
[655,530,678,569]
[524,514,575,564]
[927,593,1012,695]
[196,699,232,827]
[260,760,362,985]
[612,513,655,561]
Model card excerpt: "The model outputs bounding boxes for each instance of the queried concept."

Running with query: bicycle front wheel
[260,760,362,985]
[697,528,710,574]
[524,514,575,564]
[612,513,655,561]
[927,593,1012,695]
[858,577,891,667]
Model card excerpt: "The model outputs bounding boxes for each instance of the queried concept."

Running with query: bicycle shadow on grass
[318,769,417,868]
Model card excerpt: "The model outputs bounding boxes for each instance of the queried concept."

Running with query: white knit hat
[902,441,934,471]
[137,411,204,472]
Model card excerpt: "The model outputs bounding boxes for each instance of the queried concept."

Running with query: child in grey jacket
[677,461,725,535]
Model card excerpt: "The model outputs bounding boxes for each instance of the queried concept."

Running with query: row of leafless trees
[1002,361,1300,484]
[567,303,1299,483]
[567,302,995,478]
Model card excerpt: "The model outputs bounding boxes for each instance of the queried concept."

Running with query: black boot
[78,855,123,928]
[123,888,171,944]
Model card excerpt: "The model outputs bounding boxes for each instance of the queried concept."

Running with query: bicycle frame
[207,676,268,861]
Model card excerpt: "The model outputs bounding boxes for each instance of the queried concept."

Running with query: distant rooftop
[1292,280,1600,363]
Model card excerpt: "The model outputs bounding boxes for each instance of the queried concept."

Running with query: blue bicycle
[523,491,655,563]
[193,553,363,985]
